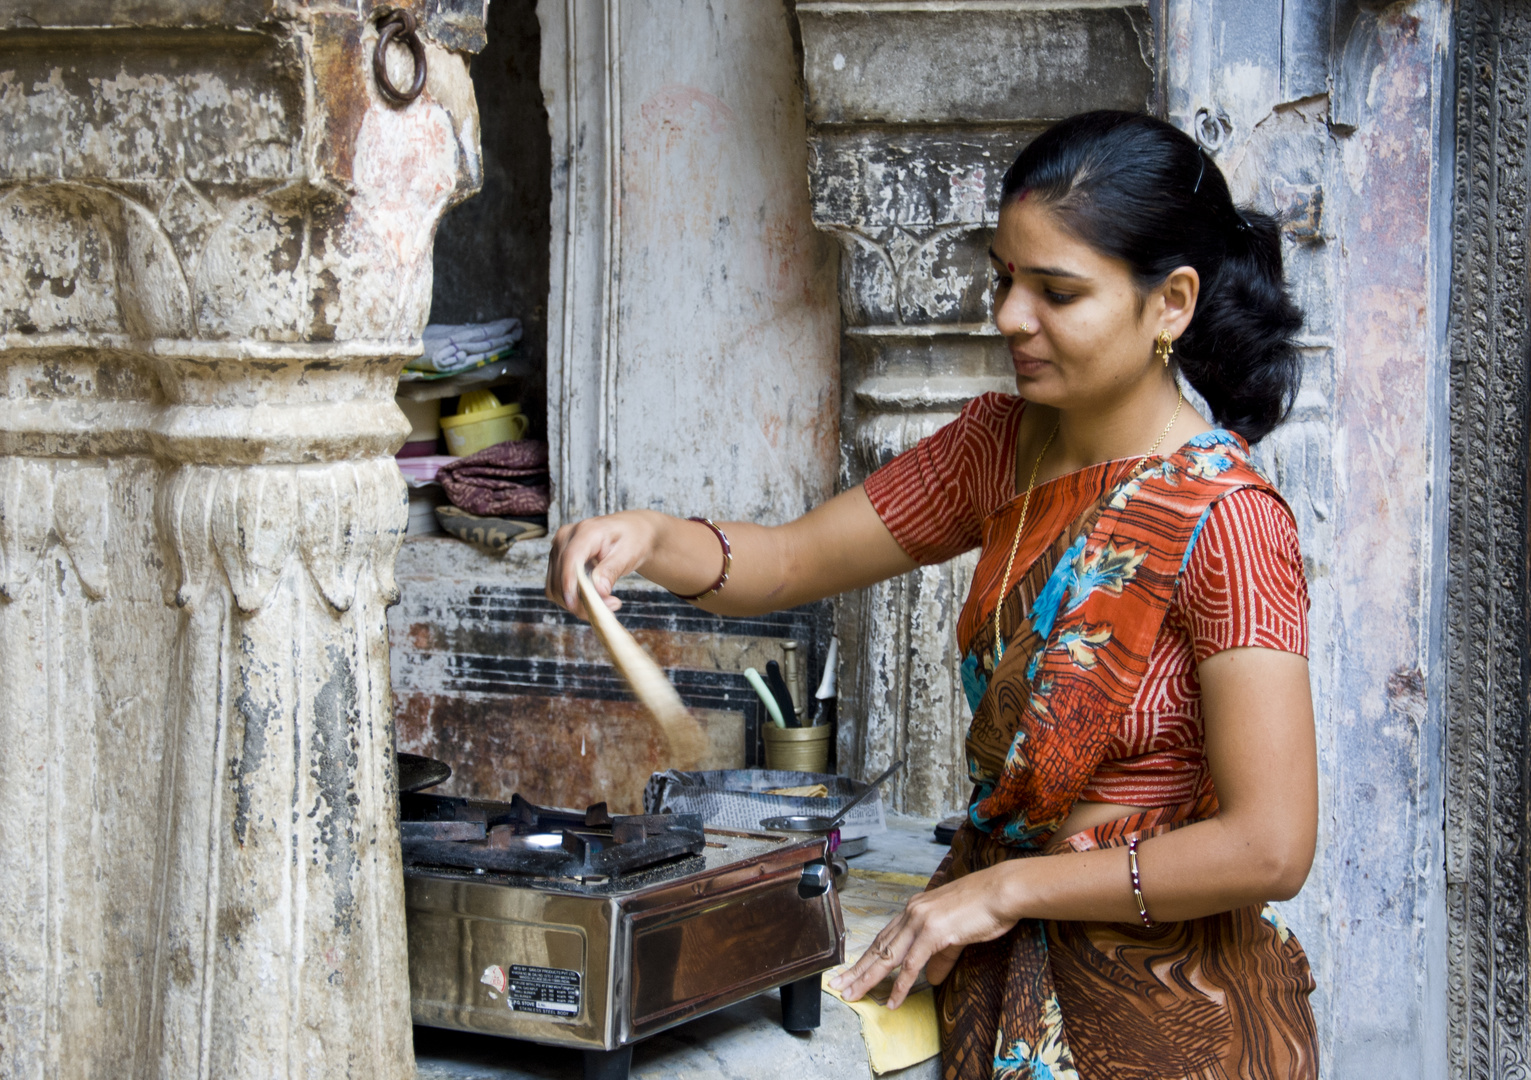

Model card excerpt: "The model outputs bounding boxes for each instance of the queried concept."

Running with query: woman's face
[988,197,1191,411]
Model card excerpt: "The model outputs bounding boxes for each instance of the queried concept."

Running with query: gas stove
[399,784,845,1080]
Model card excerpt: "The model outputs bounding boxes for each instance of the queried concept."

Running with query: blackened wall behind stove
[390,546,833,813]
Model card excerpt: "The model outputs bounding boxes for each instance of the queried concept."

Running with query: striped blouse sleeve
[863,395,1006,564]
[1177,487,1310,662]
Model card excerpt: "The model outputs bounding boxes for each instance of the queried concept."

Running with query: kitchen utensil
[743,667,786,727]
[398,752,452,793]
[759,759,904,833]
[575,564,708,765]
[403,786,842,1080]
[762,724,831,772]
[396,395,442,456]
[812,638,838,726]
[765,661,799,727]
[781,640,805,717]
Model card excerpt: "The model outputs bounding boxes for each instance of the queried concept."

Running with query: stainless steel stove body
[401,792,845,1073]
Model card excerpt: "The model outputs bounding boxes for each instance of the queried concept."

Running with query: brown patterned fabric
[925,429,1317,1078]
[932,803,1318,1080]
[436,439,550,516]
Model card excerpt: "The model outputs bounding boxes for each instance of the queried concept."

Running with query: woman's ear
[1158,265,1200,337]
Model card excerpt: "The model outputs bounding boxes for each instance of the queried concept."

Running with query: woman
[546,111,1319,1079]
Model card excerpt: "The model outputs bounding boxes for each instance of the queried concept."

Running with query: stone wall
[1167,3,1452,1075]
[0,3,481,1075]
[798,0,1459,1075]
[387,0,843,813]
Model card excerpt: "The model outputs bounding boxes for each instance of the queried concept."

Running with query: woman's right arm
[545,485,918,619]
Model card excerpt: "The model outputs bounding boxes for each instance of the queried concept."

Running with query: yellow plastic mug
[440,401,528,456]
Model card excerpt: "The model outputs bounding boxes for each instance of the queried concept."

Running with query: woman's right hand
[545,510,663,618]
[545,487,917,621]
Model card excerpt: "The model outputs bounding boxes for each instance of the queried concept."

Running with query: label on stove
[505,964,581,1017]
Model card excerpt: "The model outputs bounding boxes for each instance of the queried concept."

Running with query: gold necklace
[992,388,1185,667]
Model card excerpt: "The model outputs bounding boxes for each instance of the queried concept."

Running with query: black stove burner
[400,791,706,880]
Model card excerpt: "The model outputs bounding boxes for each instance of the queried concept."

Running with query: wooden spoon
[575,564,708,767]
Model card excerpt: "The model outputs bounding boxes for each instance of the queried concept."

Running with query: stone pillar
[793,1,1153,815]
[0,4,481,1076]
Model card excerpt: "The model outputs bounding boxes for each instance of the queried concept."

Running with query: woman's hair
[999,110,1303,443]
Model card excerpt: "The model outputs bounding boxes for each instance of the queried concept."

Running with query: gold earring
[1155,330,1174,367]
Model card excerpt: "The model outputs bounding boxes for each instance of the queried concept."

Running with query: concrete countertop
[414,813,950,1080]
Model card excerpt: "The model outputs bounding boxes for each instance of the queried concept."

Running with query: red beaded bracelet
[670,517,732,602]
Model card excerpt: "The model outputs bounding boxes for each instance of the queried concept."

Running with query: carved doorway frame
[1446,1,1531,1076]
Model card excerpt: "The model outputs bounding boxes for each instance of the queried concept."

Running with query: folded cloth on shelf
[409,318,523,373]
[435,506,548,555]
[436,439,551,516]
[396,455,458,487]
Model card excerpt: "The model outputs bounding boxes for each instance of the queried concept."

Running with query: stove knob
[798,860,832,899]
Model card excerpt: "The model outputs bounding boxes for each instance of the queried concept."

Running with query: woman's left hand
[827,865,1022,1009]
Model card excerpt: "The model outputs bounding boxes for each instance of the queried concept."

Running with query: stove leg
[583,1045,633,1080]
[780,973,823,1032]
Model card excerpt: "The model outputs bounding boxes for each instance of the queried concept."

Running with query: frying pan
[759,759,904,833]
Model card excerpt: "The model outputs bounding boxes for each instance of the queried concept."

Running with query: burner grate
[399,792,706,879]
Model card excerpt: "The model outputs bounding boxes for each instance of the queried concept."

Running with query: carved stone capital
[0,6,481,1077]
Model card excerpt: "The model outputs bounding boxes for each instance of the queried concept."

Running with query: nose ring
[1019,322,1034,335]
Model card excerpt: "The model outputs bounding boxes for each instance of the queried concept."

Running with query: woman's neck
[1026,378,1210,486]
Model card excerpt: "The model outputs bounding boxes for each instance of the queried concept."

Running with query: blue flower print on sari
[1024,541,1143,678]
[1179,504,1214,573]
[1182,428,1245,480]
[1260,903,1294,943]
[993,993,1081,1080]
[960,651,989,715]
[1107,458,1174,508]
[1057,623,1113,669]
[1028,534,1088,645]
[1065,544,1147,612]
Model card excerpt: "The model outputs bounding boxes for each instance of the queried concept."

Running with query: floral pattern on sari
[935,428,1299,1080]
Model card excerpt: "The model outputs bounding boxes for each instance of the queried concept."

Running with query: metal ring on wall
[373,8,427,105]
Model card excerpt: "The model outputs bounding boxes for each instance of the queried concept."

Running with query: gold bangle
[670,517,732,602]
[1128,837,1153,928]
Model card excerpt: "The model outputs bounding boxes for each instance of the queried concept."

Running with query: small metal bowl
[759,814,839,833]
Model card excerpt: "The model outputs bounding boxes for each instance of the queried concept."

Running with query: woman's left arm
[831,645,1317,1008]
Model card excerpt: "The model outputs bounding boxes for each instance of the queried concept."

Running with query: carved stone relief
[0,6,481,1077]
[795,0,1153,815]
[1446,3,1530,1075]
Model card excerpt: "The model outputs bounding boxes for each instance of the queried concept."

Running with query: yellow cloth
[824,978,940,1075]
[824,868,942,1074]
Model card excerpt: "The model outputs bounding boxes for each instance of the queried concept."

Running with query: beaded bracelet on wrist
[670,517,731,602]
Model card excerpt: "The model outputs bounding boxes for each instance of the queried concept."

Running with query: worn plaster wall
[541,0,840,528]
[1165,1,1451,1076]
[0,3,482,1076]
[388,0,842,811]
[795,0,1457,1073]
[794,0,1155,815]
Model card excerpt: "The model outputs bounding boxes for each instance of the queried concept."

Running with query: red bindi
[1007,262,1015,272]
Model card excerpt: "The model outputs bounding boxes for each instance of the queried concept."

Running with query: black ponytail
[999,111,1303,443]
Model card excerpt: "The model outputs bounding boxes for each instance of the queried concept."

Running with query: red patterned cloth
[436,439,551,517]
[864,392,1309,808]
[883,407,1317,1079]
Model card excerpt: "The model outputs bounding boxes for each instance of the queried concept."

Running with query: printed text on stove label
[505,964,581,1017]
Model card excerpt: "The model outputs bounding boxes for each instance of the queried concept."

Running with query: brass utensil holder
[762,724,831,773]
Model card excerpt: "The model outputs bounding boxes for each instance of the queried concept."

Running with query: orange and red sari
[929,429,1318,1080]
